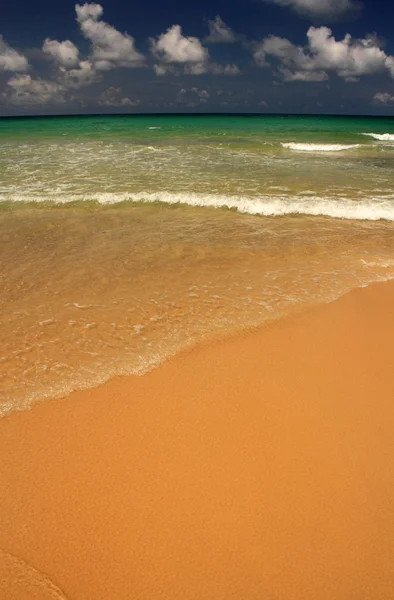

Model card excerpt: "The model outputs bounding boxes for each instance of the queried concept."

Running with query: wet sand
[1,280,394,600]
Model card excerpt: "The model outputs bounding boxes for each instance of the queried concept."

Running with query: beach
[2,114,394,413]
[1,113,394,598]
[1,279,394,599]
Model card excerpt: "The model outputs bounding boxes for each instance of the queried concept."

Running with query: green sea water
[1,113,394,142]
[1,113,394,216]
[1,114,394,414]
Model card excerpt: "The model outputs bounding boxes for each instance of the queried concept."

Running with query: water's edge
[3,277,392,420]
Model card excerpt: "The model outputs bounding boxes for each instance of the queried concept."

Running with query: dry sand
[1,280,394,600]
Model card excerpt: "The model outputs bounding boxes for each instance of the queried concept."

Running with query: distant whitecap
[361,133,394,141]
[281,142,361,152]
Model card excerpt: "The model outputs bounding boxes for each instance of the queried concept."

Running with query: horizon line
[1,111,394,120]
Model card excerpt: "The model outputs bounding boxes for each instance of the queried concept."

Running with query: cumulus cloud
[373,91,394,105]
[205,16,238,43]
[210,63,240,75]
[75,2,103,21]
[153,63,176,76]
[176,86,210,106]
[98,86,140,106]
[42,39,80,68]
[75,2,145,70]
[150,25,241,76]
[280,67,328,81]
[386,56,394,78]
[183,62,209,75]
[264,0,362,22]
[254,26,394,82]
[150,25,209,64]
[153,59,239,76]
[5,74,65,105]
[0,35,29,71]
[61,60,99,88]
[185,62,240,75]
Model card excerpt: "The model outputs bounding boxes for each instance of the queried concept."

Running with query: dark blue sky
[1,0,394,115]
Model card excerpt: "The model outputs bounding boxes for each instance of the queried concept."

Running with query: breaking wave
[2,190,394,221]
[361,133,394,141]
[281,143,361,152]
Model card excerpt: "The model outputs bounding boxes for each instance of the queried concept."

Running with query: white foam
[1,190,393,222]
[282,143,360,152]
[361,133,394,141]
[0,551,68,600]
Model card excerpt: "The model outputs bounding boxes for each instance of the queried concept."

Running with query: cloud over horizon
[42,39,80,68]
[1,0,394,113]
[264,0,362,22]
[150,24,209,65]
[75,2,145,70]
[254,26,394,82]
[4,74,66,105]
[205,16,239,43]
[150,23,240,76]
[0,35,29,72]
[373,91,394,105]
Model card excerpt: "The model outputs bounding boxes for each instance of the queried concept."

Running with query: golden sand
[1,280,394,599]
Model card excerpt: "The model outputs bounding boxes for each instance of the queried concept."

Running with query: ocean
[1,113,394,415]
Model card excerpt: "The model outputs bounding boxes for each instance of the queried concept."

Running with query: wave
[361,133,394,141]
[0,551,68,600]
[281,143,360,152]
[2,191,394,221]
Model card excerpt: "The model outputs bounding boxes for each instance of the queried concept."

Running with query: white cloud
[279,67,328,81]
[373,92,394,105]
[254,26,394,82]
[176,86,210,106]
[0,35,29,71]
[150,25,209,64]
[42,39,80,68]
[253,45,269,68]
[210,63,240,75]
[119,97,140,106]
[75,3,145,70]
[150,26,240,77]
[75,2,103,21]
[153,60,240,76]
[5,74,65,105]
[98,86,140,106]
[153,64,177,76]
[183,62,209,75]
[62,60,99,88]
[41,29,98,91]
[264,0,362,22]
[183,61,240,75]
[386,56,394,78]
[205,16,238,43]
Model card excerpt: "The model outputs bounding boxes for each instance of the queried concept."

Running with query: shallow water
[1,114,394,415]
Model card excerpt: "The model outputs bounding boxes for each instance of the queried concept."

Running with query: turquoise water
[2,113,394,141]
[1,114,394,414]
[1,114,394,218]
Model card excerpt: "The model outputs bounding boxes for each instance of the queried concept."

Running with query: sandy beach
[1,279,394,600]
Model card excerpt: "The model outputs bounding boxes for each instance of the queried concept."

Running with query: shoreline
[1,279,394,599]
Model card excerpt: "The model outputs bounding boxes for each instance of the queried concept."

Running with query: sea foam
[361,133,394,141]
[2,191,394,222]
[281,143,361,152]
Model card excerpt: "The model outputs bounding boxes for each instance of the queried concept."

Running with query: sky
[1,0,394,115]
